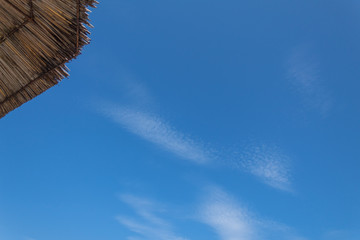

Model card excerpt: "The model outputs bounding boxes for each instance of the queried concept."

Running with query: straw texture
[0,0,97,118]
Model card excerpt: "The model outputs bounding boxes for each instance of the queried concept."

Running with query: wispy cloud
[322,229,360,240]
[199,187,306,240]
[117,217,188,240]
[287,45,332,116]
[231,144,292,192]
[242,145,292,191]
[102,105,213,164]
[120,194,170,227]
[116,187,307,240]
[102,102,293,191]
[117,194,188,240]
[199,187,255,240]
[98,78,294,192]
[119,77,155,108]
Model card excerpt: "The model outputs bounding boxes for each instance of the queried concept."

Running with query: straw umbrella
[0,0,97,118]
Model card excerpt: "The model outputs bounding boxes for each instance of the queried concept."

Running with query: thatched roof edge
[0,0,98,119]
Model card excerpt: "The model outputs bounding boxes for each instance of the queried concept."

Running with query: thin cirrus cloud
[117,188,306,240]
[98,80,293,192]
[117,194,188,240]
[100,105,293,192]
[199,187,255,240]
[323,230,360,240]
[237,145,292,192]
[199,187,306,240]
[102,104,213,164]
[287,45,332,116]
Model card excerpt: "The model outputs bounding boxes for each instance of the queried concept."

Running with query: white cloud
[199,187,306,240]
[100,104,294,192]
[199,187,256,240]
[102,105,212,164]
[227,144,292,192]
[116,188,308,240]
[120,77,155,108]
[239,145,292,192]
[120,194,169,227]
[287,45,332,116]
[98,78,294,192]
[322,229,360,240]
[117,194,188,240]
[117,217,188,240]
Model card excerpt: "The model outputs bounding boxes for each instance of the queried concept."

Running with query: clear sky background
[1,0,360,240]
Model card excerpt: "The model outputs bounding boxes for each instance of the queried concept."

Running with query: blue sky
[1,0,360,239]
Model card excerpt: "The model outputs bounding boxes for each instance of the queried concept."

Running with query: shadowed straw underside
[0,0,97,118]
